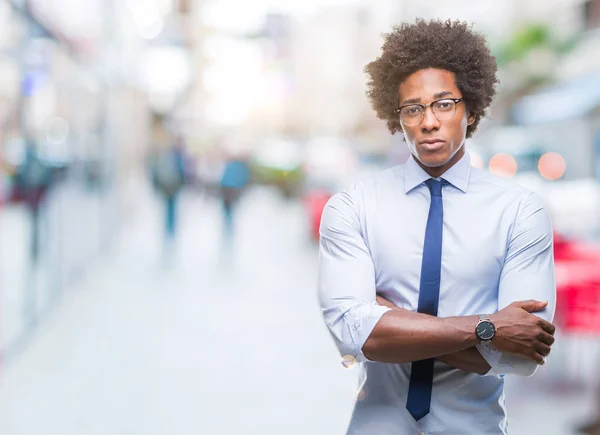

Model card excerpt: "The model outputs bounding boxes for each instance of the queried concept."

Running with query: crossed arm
[318,190,557,377]
[375,295,491,375]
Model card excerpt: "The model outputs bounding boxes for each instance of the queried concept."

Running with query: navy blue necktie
[406,179,445,421]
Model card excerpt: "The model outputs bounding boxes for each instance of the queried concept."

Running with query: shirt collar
[404,150,471,194]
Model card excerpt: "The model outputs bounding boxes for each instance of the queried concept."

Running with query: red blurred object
[303,189,332,242]
[554,232,600,334]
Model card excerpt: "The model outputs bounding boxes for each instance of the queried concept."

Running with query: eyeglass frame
[393,97,465,126]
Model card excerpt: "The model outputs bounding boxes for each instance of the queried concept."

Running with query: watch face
[476,321,496,341]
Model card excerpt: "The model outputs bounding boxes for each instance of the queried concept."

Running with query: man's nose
[421,107,440,131]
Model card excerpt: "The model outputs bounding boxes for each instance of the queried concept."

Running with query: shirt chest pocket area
[441,232,505,288]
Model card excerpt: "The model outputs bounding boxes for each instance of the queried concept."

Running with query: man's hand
[489,300,555,364]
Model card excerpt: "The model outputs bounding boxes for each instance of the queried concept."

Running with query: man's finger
[537,331,555,346]
[515,299,548,313]
[532,352,546,365]
[535,342,552,357]
[539,319,556,335]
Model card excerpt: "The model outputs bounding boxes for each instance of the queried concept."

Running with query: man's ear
[467,112,476,126]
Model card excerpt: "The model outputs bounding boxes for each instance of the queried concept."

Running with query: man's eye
[435,101,454,111]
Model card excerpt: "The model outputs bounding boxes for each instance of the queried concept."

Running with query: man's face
[398,68,474,174]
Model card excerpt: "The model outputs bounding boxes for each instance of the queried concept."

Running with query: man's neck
[416,148,465,179]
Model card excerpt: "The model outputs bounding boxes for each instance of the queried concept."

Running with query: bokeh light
[341,355,356,369]
[357,388,366,401]
[538,152,567,181]
[488,153,518,178]
[470,150,485,169]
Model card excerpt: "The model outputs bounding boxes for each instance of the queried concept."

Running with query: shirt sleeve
[476,192,557,377]
[318,189,391,363]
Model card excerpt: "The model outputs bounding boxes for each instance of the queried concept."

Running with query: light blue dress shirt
[318,151,556,435]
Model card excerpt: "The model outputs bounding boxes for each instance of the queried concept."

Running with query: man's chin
[414,152,452,168]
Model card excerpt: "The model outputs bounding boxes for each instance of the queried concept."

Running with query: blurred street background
[0,0,600,434]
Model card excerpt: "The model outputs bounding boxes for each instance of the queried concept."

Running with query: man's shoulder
[326,166,402,211]
[470,166,533,198]
[341,165,403,194]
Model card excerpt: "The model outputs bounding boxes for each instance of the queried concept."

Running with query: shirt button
[418,432,425,435]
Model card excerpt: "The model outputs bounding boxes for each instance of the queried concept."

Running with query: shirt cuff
[476,341,541,377]
[336,302,391,364]
[476,342,506,378]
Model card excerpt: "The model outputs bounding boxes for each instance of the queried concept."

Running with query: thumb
[514,299,548,313]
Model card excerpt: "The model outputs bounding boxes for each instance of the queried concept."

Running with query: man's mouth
[419,139,445,152]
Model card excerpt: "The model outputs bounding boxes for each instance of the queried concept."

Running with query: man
[318,20,556,435]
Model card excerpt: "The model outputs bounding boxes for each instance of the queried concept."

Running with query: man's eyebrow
[434,91,454,99]
[400,91,455,106]
[400,97,421,105]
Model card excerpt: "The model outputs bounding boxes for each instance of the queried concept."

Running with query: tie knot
[425,179,444,197]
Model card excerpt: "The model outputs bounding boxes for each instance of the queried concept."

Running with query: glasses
[393,98,464,126]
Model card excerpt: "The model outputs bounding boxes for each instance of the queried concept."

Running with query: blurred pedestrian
[13,141,53,262]
[150,135,187,247]
[318,20,556,435]
[219,154,251,238]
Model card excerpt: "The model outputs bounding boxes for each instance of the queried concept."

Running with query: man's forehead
[398,69,459,102]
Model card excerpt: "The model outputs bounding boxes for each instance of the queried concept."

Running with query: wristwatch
[475,314,496,343]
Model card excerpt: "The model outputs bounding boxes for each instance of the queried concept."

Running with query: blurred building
[507,0,600,182]
[0,0,192,359]
[283,3,401,150]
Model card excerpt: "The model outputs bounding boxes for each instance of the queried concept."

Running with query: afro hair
[365,19,499,138]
